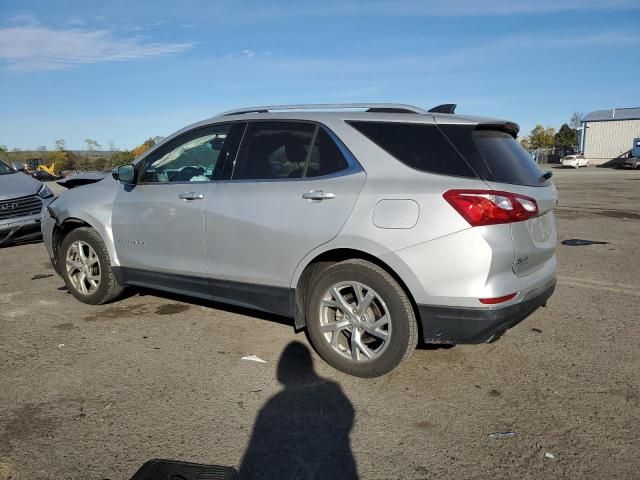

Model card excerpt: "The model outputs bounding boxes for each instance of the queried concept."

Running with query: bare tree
[570,112,584,130]
[54,139,67,151]
[85,138,102,152]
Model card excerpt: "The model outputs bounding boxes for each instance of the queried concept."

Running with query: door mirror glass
[113,164,135,183]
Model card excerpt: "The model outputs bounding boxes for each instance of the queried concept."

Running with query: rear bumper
[417,278,556,344]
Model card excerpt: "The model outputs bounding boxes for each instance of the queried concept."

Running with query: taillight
[443,189,539,226]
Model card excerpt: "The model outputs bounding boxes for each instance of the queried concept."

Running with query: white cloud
[241,49,256,58]
[0,25,192,71]
[6,14,39,26]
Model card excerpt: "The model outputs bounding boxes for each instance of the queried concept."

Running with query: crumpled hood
[0,172,42,201]
[56,171,110,189]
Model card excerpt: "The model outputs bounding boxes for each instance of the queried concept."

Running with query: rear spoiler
[475,121,520,138]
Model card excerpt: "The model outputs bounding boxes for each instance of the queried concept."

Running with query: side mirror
[113,164,135,184]
[12,162,25,172]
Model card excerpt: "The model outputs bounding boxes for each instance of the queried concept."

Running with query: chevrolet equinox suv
[43,103,557,377]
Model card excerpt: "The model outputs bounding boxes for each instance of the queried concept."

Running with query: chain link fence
[531,146,577,164]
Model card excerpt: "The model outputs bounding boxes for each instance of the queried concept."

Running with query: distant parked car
[43,103,558,377]
[561,154,589,168]
[0,159,55,246]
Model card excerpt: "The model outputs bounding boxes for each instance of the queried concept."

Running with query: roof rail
[218,103,428,116]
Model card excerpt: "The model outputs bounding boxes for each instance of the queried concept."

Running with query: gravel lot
[1,168,639,479]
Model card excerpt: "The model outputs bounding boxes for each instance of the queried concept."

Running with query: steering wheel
[179,166,205,181]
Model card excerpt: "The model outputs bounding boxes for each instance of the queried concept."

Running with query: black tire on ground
[59,227,124,305]
[306,259,418,378]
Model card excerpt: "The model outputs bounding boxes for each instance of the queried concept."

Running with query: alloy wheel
[65,240,101,295]
[319,281,391,362]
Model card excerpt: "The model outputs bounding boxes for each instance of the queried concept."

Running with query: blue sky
[1,0,639,150]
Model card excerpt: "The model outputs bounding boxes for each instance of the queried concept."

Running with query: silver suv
[0,159,55,246]
[42,103,557,377]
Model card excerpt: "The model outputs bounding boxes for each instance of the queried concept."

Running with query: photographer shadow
[239,341,359,480]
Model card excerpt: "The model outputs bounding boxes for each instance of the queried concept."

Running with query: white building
[581,107,640,165]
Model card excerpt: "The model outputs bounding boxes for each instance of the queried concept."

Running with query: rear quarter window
[438,125,550,187]
[472,130,549,187]
[347,121,478,178]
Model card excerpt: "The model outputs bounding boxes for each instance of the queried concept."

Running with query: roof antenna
[428,104,457,114]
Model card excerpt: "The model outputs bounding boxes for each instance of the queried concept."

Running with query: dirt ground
[1,168,639,479]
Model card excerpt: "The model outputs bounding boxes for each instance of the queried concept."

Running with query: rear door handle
[179,192,205,200]
[302,190,335,201]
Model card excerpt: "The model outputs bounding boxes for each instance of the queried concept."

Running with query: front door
[112,123,236,277]
[206,121,366,289]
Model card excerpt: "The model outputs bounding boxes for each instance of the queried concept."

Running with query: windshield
[0,160,15,175]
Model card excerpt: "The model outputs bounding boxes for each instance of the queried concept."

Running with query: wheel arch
[52,216,117,272]
[292,247,421,337]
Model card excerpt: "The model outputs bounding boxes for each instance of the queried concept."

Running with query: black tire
[59,227,124,305]
[306,259,418,377]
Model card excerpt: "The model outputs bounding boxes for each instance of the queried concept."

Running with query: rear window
[347,121,477,178]
[472,130,548,186]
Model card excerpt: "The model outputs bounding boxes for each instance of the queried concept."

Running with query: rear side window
[234,122,350,180]
[472,130,548,187]
[234,122,315,180]
[306,129,349,177]
[347,121,477,178]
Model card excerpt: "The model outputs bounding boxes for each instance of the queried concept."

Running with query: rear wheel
[60,227,124,305]
[306,259,418,377]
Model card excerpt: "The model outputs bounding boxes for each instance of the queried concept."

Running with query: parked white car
[561,154,589,168]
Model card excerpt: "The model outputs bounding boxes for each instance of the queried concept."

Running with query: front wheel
[306,259,418,377]
[59,227,124,305]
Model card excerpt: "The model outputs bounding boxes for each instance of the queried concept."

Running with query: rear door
[205,121,366,288]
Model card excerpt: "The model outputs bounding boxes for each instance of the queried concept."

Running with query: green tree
[0,145,8,153]
[518,135,532,151]
[554,123,578,148]
[528,124,556,149]
[109,150,135,168]
[51,139,73,171]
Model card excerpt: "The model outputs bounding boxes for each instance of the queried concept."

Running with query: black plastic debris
[561,239,609,246]
[130,459,238,480]
[31,273,54,280]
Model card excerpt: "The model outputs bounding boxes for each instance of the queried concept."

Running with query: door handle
[179,192,205,200]
[302,190,335,201]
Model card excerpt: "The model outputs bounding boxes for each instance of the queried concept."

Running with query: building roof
[583,107,640,122]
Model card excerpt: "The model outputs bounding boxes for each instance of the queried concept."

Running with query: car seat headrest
[285,140,308,164]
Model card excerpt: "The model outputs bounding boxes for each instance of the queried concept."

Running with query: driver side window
[140,124,232,183]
